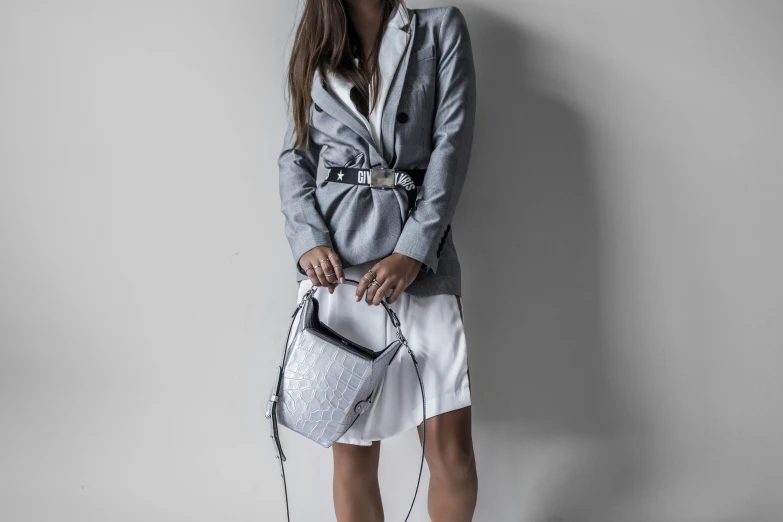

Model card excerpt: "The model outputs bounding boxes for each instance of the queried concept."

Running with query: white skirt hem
[335,381,472,446]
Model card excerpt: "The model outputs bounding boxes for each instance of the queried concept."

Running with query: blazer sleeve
[392,6,477,274]
[278,118,332,275]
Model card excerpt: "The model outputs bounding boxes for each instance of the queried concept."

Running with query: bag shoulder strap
[266,282,426,521]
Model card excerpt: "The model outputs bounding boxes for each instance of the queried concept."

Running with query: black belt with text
[325,167,426,190]
[325,166,426,217]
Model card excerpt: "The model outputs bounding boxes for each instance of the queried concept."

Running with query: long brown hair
[286,0,404,148]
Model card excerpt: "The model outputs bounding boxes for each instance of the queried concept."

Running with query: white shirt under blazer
[283,5,473,445]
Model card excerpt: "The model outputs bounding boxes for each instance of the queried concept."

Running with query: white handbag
[265,279,425,521]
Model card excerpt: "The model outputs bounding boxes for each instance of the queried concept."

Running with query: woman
[277,0,477,520]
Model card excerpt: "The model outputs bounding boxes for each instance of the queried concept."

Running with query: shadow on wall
[455,7,647,520]
[462,6,608,437]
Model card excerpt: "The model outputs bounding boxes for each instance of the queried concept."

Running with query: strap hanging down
[266,280,426,521]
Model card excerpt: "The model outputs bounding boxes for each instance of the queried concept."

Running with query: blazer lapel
[381,7,417,167]
[311,68,383,163]
[309,7,417,168]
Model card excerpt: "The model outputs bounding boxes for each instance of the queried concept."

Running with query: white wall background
[1,1,781,521]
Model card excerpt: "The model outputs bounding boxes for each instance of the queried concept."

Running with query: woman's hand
[299,246,345,294]
[355,253,421,305]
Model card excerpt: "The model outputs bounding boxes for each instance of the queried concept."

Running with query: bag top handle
[299,278,404,338]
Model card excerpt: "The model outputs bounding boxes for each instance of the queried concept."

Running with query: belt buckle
[369,167,396,189]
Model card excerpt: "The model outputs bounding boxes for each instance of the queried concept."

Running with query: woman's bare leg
[332,440,384,522]
[417,405,478,521]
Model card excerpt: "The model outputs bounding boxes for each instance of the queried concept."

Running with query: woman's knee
[419,408,477,483]
[427,439,476,482]
[332,441,381,480]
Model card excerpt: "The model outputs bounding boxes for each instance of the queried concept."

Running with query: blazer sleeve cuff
[290,232,334,275]
[393,233,441,275]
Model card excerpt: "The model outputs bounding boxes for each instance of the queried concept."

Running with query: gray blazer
[278,5,476,297]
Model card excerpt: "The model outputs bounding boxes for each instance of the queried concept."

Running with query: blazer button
[397,111,409,123]
[314,103,322,112]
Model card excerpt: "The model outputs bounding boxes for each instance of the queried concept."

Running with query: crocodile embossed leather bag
[265,278,426,521]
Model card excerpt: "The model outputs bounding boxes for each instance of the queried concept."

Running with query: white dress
[292,261,471,446]
[303,5,471,446]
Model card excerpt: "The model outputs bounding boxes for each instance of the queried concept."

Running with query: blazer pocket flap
[411,45,435,62]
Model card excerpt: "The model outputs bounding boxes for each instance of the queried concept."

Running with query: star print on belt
[337,170,345,181]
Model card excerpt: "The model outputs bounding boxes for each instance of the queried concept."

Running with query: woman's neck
[344,0,384,61]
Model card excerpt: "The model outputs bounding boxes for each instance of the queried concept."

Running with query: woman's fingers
[355,267,377,302]
[364,280,379,304]
[364,267,390,305]
[299,247,338,292]
[372,277,395,306]
[327,251,345,283]
[306,258,319,285]
[318,261,335,286]
[314,265,336,294]
[301,252,416,303]
[300,255,320,287]
[314,262,328,286]
[317,250,339,293]
[306,267,320,287]
[386,281,405,304]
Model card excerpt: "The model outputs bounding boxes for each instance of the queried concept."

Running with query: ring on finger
[370,279,382,288]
